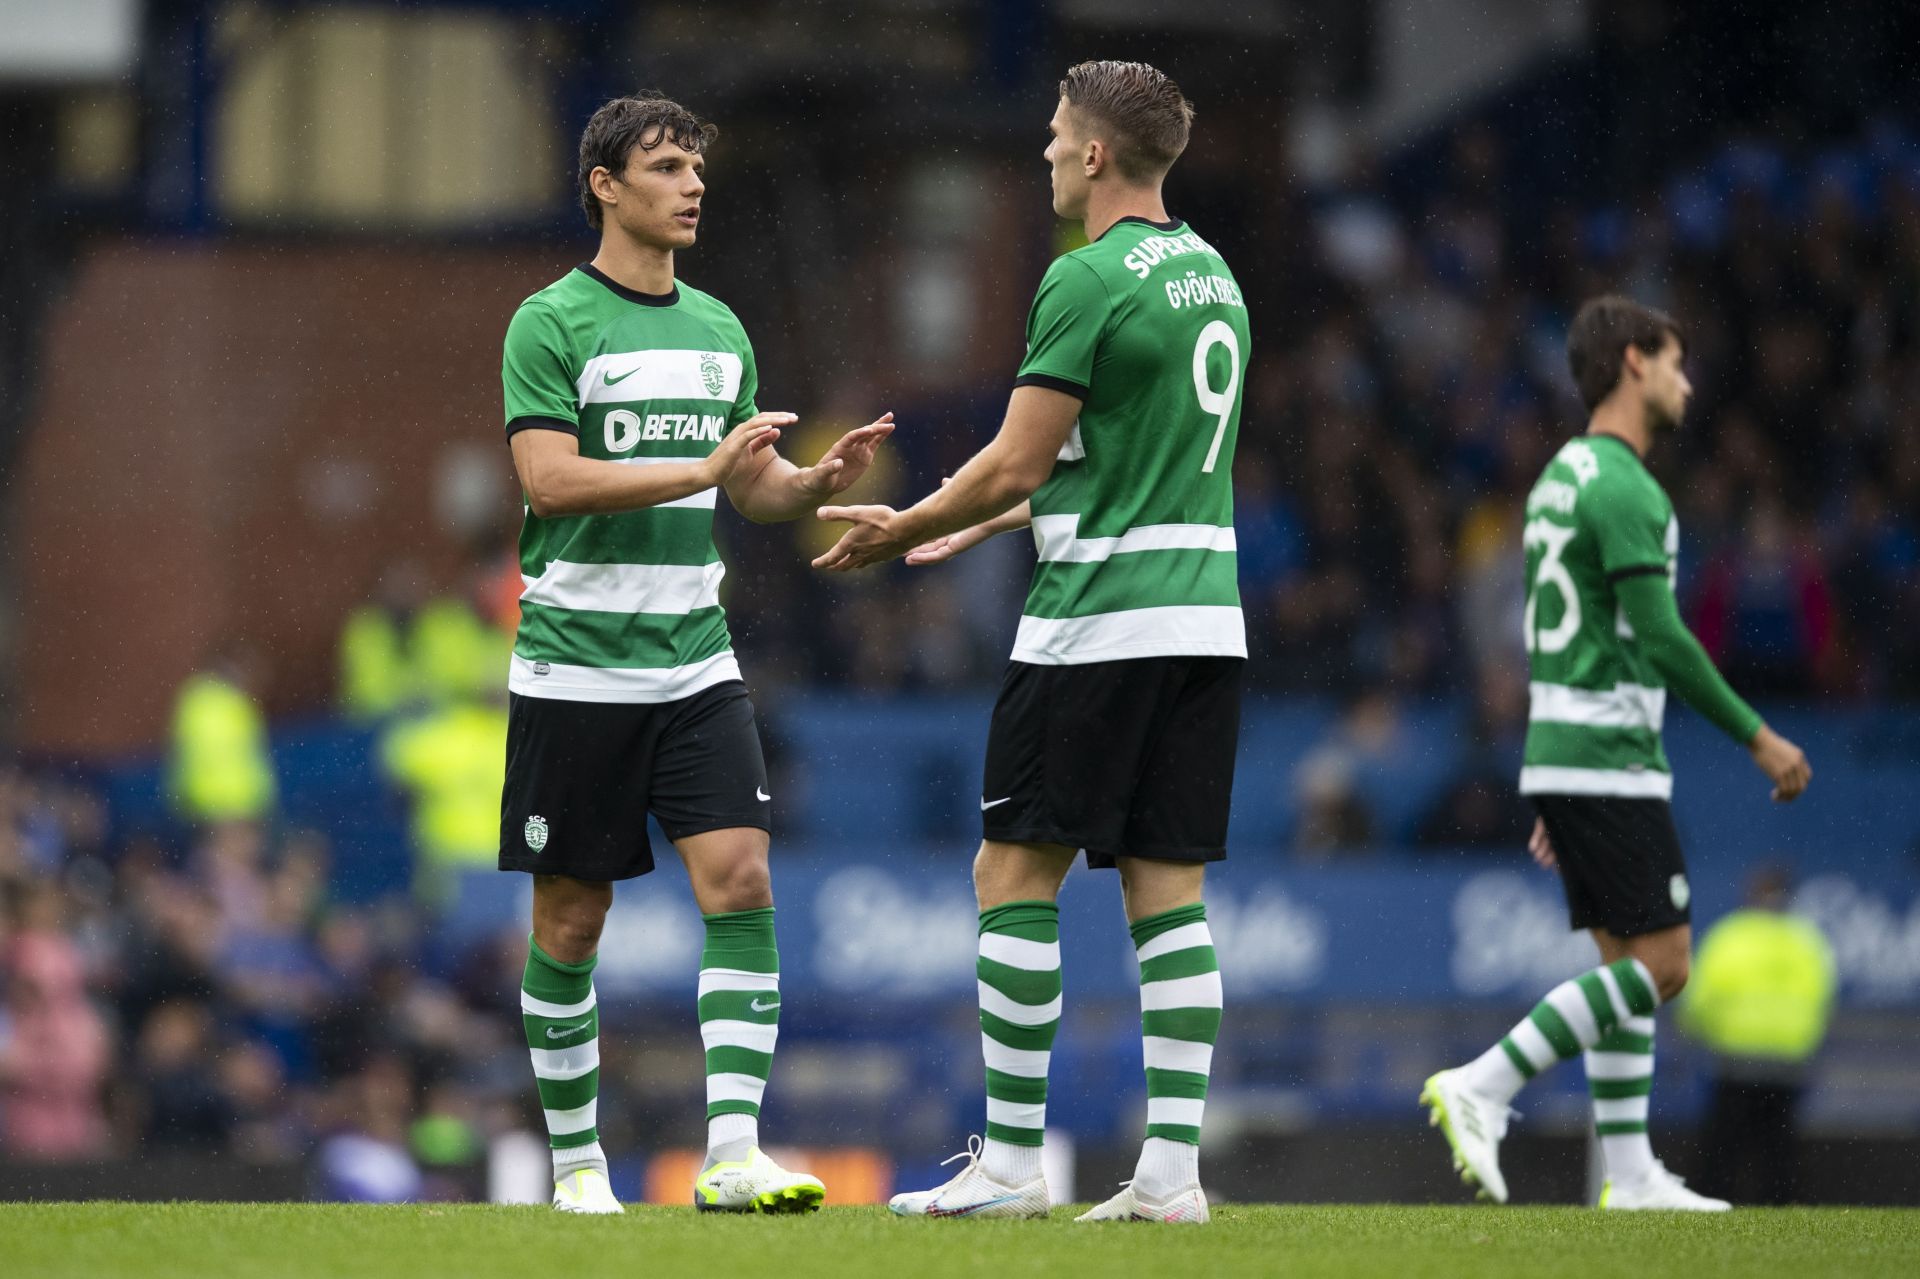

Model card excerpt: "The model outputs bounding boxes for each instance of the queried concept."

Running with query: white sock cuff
[707,1112,758,1151]
[553,1140,605,1173]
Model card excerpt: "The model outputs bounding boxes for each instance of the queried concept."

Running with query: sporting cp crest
[525,815,549,853]
[1669,873,1691,910]
[700,353,725,396]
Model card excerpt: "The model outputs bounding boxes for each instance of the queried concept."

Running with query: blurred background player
[815,60,1247,1225]
[1422,295,1813,1211]
[1682,861,1837,1205]
[497,92,892,1214]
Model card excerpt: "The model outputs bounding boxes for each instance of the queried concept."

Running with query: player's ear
[589,165,620,210]
[1083,138,1104,179]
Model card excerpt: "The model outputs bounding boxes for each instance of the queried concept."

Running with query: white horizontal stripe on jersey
[544,1100,597,1136]
[576,349,743,407]
[1519,765,1674,800]
[528,1041,599,1081]
[978,932,1061,972]
[1140,972,1224,1012]
[608,455,717,510]
[1030,514,1237,564]
[521,559,725,616]
[520,990,596,1020]
[1135,922,1213,964]
[508,649,740,704]
[1013,605,1246,665]
[1528,681,1667,731]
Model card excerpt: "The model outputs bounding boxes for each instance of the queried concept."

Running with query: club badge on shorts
[525,815,550,853]
[1669,873,1691,910]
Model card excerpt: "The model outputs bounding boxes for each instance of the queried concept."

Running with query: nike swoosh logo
[750,996,780,1013]
[928,1194,1019,1217]
[602,367,639,386]
[756,787,771,802]
[545,1021,592,1039]
[981,797,1013,811]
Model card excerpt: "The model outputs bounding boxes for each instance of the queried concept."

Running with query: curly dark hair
[577,93,718,231]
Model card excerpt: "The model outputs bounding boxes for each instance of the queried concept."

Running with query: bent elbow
[524,485,569,519]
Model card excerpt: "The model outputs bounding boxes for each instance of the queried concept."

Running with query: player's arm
[1613,572,1811,801]
[811,386,1079,571]
[722,412,896,524]
[510,418,785,517]
[905,494,1032,566]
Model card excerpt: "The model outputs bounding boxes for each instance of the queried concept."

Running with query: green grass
[1,1203,1916,1279]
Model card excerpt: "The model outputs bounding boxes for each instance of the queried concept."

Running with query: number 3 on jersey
[1523,518,1580,653]
[1193,320,1241,473]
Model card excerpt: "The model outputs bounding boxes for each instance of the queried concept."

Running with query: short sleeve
[1014,256,1108,399]
[730,334,760,428]
[502,301,579,435]
[1583,475,1669,580]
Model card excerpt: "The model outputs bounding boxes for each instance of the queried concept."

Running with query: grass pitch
[2,1203,1915,1279]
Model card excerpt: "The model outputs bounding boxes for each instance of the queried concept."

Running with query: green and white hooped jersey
[1520,434,1680,798]
[1012,217,1250,665]
[501,265,758,703]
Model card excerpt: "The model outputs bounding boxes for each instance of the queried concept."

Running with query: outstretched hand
[813,504,909,572]
[796,413,896,497]
[701,412,793,488]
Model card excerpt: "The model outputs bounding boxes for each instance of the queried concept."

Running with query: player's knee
[1652,952,1690,1002]
[541,909,606,964]
[705,855,773,913]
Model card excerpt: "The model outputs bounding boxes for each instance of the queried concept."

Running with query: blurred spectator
[339,560,512,724]
[1681,863,1838,1206]
[379,697,509,904]
[1690,500,1838,696]
[0,883,111,1158]
[168,647,278,827]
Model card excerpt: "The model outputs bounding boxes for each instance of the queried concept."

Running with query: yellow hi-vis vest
[169,674,277,823]
[380,701,508,888]
[340,601,511,721]
[1681,908,1837,1062]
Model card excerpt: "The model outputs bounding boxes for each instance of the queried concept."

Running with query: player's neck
[1587,398,1651,458]
[1081,182,1170,242]
[591,232,676,297]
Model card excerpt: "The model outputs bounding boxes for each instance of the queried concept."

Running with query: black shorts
[980,656,1243,867]
[1531,794,1692,937]
[499,680,770,882]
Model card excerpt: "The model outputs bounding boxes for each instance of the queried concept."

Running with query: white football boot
[1075,1180,1210,1224]
[1421,1068,1513,1204]
[888,1136,1050,1220]
[552,1167,624,1214]
[1599,1162,1731,1212]
[693,1145,825,1214]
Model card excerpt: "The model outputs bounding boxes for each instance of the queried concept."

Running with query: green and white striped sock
[520,936,603,1176]
[977,901,1061,1185]
[1461,957,1661,1103]
[1132,903,1221,1193]
[698,907,780,1160]
[1586,1014,1657,1182]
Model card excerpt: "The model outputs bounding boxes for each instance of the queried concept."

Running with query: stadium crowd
[3,116,1918,1183]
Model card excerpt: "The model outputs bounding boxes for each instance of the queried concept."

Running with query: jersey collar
[1100,214,1185,239]
[1588,431,1648,466]
[577,262,679,307]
